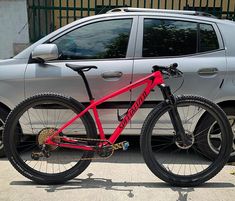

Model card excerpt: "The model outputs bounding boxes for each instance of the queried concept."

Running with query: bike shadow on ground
[10,172,235,200]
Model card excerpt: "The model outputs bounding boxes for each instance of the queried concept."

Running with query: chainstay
[53,136,114,160]
[45,136,128,161]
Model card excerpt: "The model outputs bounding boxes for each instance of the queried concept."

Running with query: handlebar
[152,63,183,76]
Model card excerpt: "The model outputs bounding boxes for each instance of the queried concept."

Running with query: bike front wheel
[3,93,97,184]
[140,95,232,186]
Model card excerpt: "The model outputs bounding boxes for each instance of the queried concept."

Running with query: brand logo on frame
[119,91,147,129]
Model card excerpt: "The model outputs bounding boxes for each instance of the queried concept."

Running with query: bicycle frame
[45,71,164,151]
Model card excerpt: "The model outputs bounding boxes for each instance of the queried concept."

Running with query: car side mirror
[32,44,59,62]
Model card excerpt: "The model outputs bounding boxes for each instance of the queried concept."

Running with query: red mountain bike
[3,63,232,186]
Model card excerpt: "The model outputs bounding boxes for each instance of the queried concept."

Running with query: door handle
[101,71,123,80]
[197,68,219,76]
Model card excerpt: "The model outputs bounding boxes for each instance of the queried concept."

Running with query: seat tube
[91,101,105,139]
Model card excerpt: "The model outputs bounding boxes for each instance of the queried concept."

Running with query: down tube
[109,82,152,143]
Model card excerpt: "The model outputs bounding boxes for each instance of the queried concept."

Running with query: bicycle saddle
[65,63,98,72]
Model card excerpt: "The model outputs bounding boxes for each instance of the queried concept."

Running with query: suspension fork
[158,84,189,146]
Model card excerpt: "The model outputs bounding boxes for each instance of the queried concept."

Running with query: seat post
[77,71,94,100]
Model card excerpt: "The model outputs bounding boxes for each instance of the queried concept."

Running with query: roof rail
[107,7,217,18]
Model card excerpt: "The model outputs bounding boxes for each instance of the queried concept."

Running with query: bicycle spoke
[143,95,231,184]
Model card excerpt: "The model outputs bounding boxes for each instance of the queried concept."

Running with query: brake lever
[168,68,183,78]
[162,70,171,76]
[178,69,183,75]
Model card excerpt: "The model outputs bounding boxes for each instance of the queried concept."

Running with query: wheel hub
[175,133,195,149]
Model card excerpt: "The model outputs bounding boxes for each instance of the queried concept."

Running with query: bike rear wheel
[140,95,232,186]
[3,93,97,184]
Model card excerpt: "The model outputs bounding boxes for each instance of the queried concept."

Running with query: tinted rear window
[143,19,220,57]
[199,23,219,52]
[143,19,197,57]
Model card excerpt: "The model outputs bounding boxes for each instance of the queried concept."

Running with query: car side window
[199,23,219,52]
[143,19,197,57]
[52,19,132,60]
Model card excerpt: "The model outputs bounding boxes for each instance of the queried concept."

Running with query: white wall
[0,0,29,59]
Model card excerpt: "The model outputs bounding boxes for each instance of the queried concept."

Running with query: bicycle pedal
[112,141,129,151]
[123,141,129,151]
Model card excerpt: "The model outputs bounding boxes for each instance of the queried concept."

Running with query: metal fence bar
[38,0,41,37]
[88,0,90,16]
[150,0,153,8]
[59,0,62,27]
[32,0,36,42]
[206,0,209,12]
[220,0,223,17]
[186,0,188,8]
[212,0,216,16]
[74,0,76,20]
[178,0,181,10]
[227,0,231,18]
[81,0,83,18]
[52,0,55,32]
[66,0,69,24]
[158,0,161,9]
[199,0,202,11]
[234,1,235,20]
[44,0,48,35]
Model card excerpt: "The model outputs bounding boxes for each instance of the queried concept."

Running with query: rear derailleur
[31,145,51,160]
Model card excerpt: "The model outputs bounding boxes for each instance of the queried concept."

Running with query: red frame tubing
[45,71,164,151]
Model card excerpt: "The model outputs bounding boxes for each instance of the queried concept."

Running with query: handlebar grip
[152,65,168,72]
[152,63,182,76]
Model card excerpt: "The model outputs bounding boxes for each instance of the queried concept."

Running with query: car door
[25,16,138,132]
[131,16,226,129]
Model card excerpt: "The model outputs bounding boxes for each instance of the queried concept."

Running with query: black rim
[148,100,226,178]
[9,98,91,175]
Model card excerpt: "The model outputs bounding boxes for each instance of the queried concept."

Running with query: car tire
[196,107,235,162]
[0,107,9,157]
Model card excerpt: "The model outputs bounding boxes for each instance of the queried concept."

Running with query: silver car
[0,8,235,160]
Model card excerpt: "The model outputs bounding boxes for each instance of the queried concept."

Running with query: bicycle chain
[33,134,129,161]
[51,136,125,161]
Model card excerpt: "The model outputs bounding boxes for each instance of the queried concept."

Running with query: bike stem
[158,84,189,146]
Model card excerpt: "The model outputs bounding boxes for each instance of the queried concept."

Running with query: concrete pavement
[1,148,235,201]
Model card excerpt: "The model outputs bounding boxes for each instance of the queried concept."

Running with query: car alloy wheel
[207,115,235,157]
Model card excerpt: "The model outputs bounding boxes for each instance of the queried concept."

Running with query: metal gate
[27,0,235,42]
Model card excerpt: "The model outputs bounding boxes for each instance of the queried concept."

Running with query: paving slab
[1,148,235,201]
